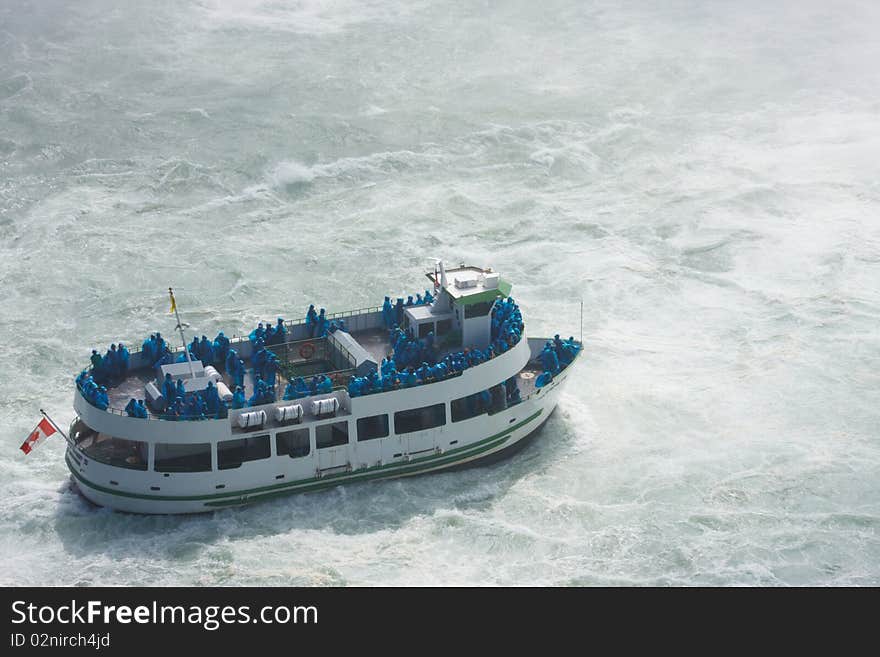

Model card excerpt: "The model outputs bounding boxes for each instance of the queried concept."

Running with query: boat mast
[169,287,197,379]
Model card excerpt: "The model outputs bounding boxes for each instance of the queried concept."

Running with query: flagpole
[169,287,197,379]
[39,408,75,448]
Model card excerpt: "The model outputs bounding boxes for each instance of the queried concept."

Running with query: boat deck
[95,330,563,419]
[354,328,395,364]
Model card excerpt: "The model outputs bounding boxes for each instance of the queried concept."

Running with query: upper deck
[72,264,560,441]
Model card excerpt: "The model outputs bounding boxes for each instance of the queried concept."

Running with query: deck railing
[119,305,384,358]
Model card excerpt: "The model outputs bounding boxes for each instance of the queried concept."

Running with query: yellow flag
[169,290,177,315]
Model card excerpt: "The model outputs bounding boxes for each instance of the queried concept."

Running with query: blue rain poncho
[200,336,214,365]
[306,305,318,337]
[382,296,393,328]
[118,343,130,376]
[162,374,176,406]
[232,387,246,409]
[294,377,309,397]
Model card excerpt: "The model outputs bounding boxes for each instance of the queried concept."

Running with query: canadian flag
[20,418,57,455]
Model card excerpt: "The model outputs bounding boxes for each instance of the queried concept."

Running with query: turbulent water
[1,0,879,586]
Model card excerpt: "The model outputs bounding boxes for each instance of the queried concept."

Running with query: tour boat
[64,263,582,514]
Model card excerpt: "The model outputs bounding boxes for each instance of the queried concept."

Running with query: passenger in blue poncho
[200,335,214,365]
[293,377,309,398]
[306,305,318,337]
[232,386,246,409]
[540,342,559,374]
[225,348,239,376]
[162,374,176,408]
[274,318,287,343]
[125,398,138,417]
[424,289,434,304]
[316,308,328,337]
[203,381,220,415]
[283,378,297,401]
[94,386,109,410]
[188,337,200,360]
[395,298,404,325]
[104,345,118,379]
[142,335,155,362]
[382,296,393,328]
[118,343,130,378]
[176,378,186,401]
[213,332,230,368]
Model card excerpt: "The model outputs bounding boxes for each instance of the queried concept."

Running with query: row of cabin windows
[84,387,504,473]
[150,403,449,472]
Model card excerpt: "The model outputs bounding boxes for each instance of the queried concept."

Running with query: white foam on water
[1,0,879,586]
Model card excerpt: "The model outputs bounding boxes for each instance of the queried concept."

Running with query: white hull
[67,360,572,515]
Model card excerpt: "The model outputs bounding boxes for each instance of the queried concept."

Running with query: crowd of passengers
[159,374,229,421]
[348,296,524,397]
[381,290,436,329]
[76,296,580,418]
[534,335,581,388]
[139,330,233,371]
[86,343,131,385]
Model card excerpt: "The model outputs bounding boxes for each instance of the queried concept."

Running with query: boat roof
[427,266,512,305]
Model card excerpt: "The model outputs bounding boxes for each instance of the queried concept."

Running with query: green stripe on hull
[203,431,513,507]
[67,409,543,507]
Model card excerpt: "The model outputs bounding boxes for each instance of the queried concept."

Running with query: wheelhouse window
[316,421,349,449]
[217,435,270,470]
[79,432,147,470]
[155,442,211,473]
[436,319,452,336]
[357,414,389,441]
[276,429,310,458]
[464,301,493,319]
[394,403,446,434]
[418,322,434,339]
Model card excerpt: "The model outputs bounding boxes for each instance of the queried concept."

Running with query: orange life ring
[299,342,316,359]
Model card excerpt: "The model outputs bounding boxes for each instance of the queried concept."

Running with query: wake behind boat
[46,263,581,514]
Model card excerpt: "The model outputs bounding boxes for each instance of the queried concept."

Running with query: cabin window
[394,403,446,434]
[217,435,270,470]
[80,432,148,470]
[451,390,493,423]
[316,421,349,449]
[357,414,389,441]
[276,428,310,458]
[436,319,452,336]
[464,301,493,319]
[154,442,211,473]
[418,322,434,339]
